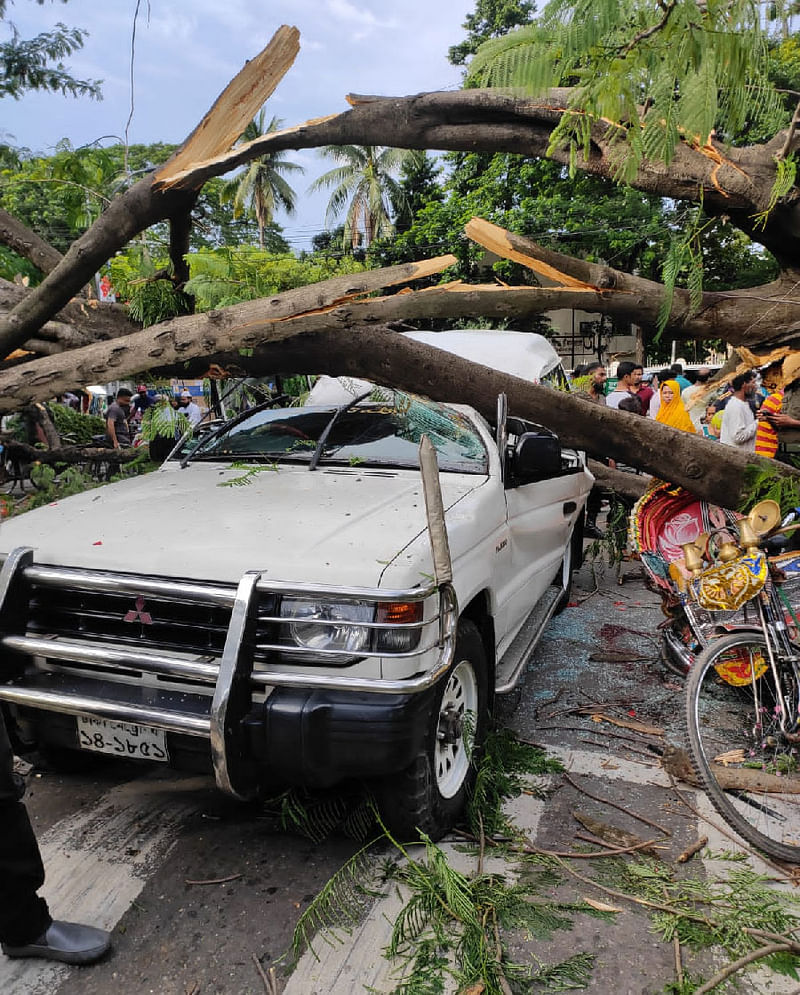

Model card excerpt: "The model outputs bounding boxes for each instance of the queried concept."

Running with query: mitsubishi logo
[123,595,153,624]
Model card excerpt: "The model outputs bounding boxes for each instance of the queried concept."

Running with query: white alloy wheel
[434,658,479,799]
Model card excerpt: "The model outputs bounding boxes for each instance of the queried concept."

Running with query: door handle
[563,501,577,515]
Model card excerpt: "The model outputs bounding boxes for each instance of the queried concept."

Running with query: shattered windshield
[188,389,488,474]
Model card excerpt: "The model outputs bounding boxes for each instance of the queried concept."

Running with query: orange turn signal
[377,601,423,625]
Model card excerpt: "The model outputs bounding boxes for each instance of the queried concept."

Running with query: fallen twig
[530,725,659,748]
[590,712,664,736]
[577,736,655,759]
[677,836,708,864]
[491,909,513,995]
[185,873,242,886]
[573,810,664,857]
[694,943,793,994]
[563,770,672,836]
[666,773,797,882]
[252,952,277,995]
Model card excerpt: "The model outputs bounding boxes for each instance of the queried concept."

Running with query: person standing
[681,366,712,428]
[606,361,638,409]
[0,710,111,964]
[573,362,612,538]
[670,363,692,392]
[655,380,697,434]
[105,388,133,450]
[130,384,154,423]
[629,365,653,415]
[177,389,203,428]
[720,371,757,452]
[572,362,608,404]
[648,369,673,420]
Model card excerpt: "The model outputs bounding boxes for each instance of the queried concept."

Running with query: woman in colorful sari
[654,379,696,434]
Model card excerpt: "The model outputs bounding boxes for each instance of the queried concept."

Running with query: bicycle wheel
[685,631,800,863]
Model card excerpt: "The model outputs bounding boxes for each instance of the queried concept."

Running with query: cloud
[325,0,397,30]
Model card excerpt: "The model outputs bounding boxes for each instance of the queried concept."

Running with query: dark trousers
[0,710,51,946]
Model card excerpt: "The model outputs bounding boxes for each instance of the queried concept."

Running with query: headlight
[277,597,423,663]
[280,598,373,659]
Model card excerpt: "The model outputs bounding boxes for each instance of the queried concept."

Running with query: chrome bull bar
[0,547,458,798]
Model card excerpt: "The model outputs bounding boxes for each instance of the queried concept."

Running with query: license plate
[76,716,169,762]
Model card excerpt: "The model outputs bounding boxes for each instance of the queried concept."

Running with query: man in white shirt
[177,389,204,427]
[720,370,757,451]
[606,361,638,409]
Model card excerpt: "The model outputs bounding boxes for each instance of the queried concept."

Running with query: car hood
[0,463,485,587]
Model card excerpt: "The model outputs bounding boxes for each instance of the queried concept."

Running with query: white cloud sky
[1,0,475,249]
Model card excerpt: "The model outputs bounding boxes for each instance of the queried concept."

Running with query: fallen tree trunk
[0,209,63,276]
[1,27,798,360]
[4,439,141,467]
[0,256,457,412]
[0,279,140,358]
[163,325,800,510]
[588,461,649,501]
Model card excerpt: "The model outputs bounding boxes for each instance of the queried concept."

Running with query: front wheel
[684,631,800,862]
[376,619,489,841]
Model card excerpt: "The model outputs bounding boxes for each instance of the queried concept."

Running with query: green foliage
[49,404,104,444]
[219,110,304,250]
[218,461,280,487]
[448,0,536,67]
[264,785,377,846]
[309,145,423,249]
[381,829,590,994]
[753,155,798,230]
[290,840,384,964]
[139,401,190,442]
[108,249,192,327]
[740,463,800,515]
[183,245,366,309]
[467,1,787,179]
[0,1,101,100]
[530,951,595,990]
[468,726,563,838]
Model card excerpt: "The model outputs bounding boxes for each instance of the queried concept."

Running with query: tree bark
[0,278,140,358]
[0,255,457,412]
[0,209,63,276]
[1,84,797,358]
[169,326,800,510]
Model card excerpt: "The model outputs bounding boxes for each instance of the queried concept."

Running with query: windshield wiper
[309,389,373,471]
[179,395,293,469]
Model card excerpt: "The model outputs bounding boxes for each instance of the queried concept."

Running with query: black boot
[584,517,605,540]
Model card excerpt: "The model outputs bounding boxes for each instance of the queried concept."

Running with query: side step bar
[494,585,562,694]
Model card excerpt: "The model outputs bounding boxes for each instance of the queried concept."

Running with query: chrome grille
[26,583,236,659]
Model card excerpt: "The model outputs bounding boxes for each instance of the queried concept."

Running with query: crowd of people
[573,359,800,460]
[104,385,205,452]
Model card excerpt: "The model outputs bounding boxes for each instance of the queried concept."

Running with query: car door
[501,418,585,642]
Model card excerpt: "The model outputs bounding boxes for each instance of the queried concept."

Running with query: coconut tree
[222,110,304,250]
[309,145,422,249]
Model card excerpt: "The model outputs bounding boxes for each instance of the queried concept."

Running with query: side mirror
[510,430,562,485]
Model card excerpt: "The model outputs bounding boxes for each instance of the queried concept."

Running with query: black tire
[684,631,800,863]
[376,619,490,841]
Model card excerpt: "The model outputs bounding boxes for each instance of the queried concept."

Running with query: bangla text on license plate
[76,715,169,762]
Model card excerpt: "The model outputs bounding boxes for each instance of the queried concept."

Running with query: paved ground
[3,546,799,994]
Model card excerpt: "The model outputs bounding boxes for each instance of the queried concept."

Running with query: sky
[1,0,475,251]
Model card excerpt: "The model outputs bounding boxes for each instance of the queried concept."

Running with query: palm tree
[309,145,422,250]
[222,110,304,250]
